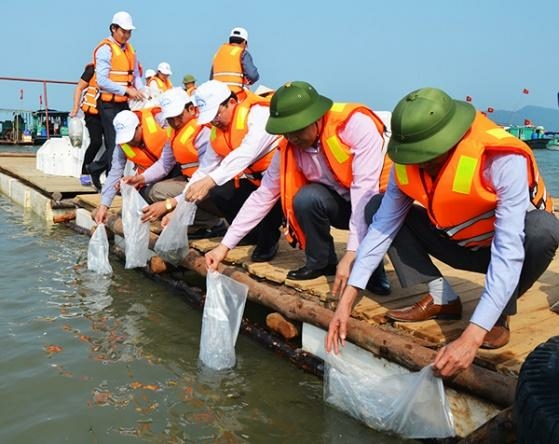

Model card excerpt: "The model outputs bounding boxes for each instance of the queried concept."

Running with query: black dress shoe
[188,220,228,239]
[251,242,279,262]
[287,263,337,280]
[366,264,391,295]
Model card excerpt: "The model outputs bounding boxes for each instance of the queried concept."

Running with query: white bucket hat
[113,110,139,145]
[157,62,172,76]
[159,87,193,119]
[112,11,136,30]
[194,80,232,124]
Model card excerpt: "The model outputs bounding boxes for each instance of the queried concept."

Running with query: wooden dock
[1,153,558,441]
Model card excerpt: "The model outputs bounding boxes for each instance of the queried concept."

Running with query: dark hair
[220,92,237,107]
[229,36,245,44]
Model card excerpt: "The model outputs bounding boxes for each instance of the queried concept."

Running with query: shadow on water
[0,196,410,443]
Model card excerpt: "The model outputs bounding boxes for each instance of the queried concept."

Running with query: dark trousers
[293,183,352,269]
[209,178,282,249]
[366,195,559,316]
[81,112,104,174]
[88,101,129,176]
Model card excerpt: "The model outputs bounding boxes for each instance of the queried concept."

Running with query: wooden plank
[0,157,96,195]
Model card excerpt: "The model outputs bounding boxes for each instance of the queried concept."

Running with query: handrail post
[43,81,49,139]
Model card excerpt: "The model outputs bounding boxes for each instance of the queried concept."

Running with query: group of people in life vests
[74,10,559,378]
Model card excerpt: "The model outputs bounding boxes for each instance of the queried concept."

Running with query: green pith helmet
[183,74,196,83]
[265,81,333,134]
[387,87,476,164]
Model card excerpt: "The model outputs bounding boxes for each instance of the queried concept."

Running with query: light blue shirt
[348,154,530,331]
[95,37,143,97]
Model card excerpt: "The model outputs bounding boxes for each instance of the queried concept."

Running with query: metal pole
[43,81,49,140]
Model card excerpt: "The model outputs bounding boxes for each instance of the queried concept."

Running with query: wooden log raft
[103,214,516,408]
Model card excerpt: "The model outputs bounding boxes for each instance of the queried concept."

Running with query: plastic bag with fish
[87,223,112,274]
[121,182,151,269]
[199,271,248,370]
[154,196,197,265]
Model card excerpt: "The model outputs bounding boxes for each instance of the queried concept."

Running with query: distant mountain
[491,106,559,132]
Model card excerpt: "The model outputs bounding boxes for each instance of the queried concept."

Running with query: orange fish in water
[44,344,63,355]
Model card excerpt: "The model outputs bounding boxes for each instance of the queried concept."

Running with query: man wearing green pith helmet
[205,80,393,296]
[326,87,559,377]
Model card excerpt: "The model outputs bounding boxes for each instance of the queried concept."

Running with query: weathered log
[266,312,300,339]
[103,215,516,408]
[53,211,76,224]
[456,405,515,444]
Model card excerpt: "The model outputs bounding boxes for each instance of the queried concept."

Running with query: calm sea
[0,195,403,443]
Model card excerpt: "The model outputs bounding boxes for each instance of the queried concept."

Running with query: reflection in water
[0,196,406,444]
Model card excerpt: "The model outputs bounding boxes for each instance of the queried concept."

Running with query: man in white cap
[148,62,173,97]
[123,87,225,236]
[183,80,283,262]
[88,11,144,191]
[94,107,170,224]
[210,26,259,99]
[144,68,156,84]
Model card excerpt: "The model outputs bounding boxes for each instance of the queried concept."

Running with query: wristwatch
[165,198,174,211]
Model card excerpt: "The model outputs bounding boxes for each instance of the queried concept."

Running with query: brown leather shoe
[481,315,510,349]
[386,294,462,322]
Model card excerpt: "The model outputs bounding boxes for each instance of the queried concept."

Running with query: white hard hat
[157,62,172,76]
[194,80,232,124]
[230,26,248,41]
[111,11,136,30]
[159,87,194,119]
[113,110,139,145]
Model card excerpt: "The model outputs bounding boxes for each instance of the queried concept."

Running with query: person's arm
[347,170,413,289]
[434,153,529,377]
[141,141,176,183]
[241,50,259,84]
[206,152,281,270]
[327,174,412,352]
[70,79,89,117]
[343,112,386,251]
[207,105,278,185]
[100,147,128,207]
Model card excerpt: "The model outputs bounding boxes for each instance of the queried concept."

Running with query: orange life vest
[211,43,246,93]
[393,112,552,248]
[280,103,392,249]
[93,38,136,103]
[120,107,168,174]
[171,119,203,177]
[80,65,99,115]
[149,75,173,93]
[209,92,278,185]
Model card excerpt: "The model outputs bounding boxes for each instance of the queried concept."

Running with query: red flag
[524,118,532,125]
[19,89,23,100]
[466,96,472,102]
[487,107,494,113]
[522,88,529,94]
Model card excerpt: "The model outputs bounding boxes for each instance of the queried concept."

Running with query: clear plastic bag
[87,223,112,274]
[324,352,454,439]
[121,182,151,269]
[199,270,248,370]
[154,197,197,265]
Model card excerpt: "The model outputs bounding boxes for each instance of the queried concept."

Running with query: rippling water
[0,196,404,443]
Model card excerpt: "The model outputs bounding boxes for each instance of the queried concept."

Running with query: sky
[1,0,558,115]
